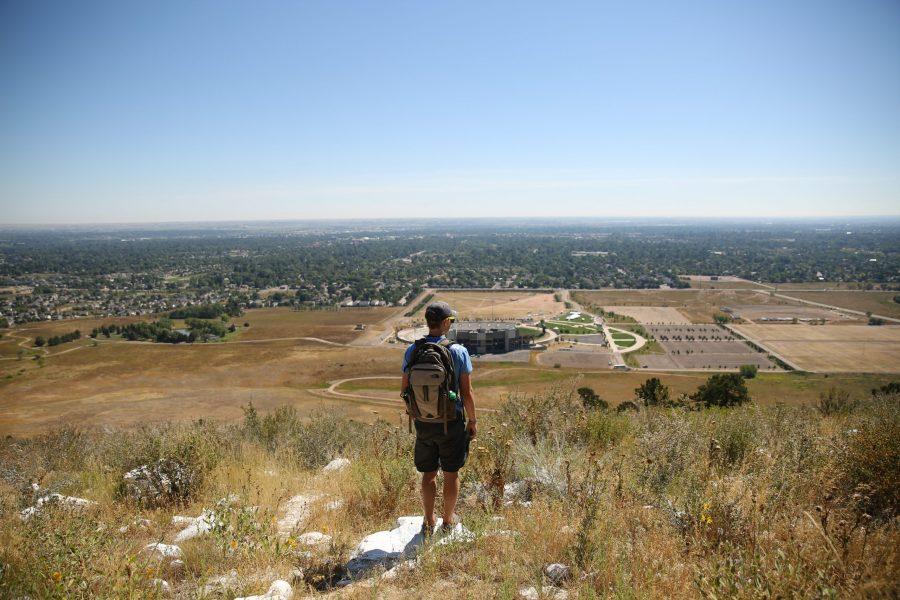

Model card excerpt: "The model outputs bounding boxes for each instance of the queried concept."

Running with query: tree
[34,336,45,347]
[577,386,608,410]
[739,364,758,379]
[635,377,670,407]
[691,373,751,408]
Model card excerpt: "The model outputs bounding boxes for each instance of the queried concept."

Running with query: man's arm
[459,372,477,437]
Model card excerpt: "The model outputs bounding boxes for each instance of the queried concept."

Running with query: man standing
[401,301,477,536]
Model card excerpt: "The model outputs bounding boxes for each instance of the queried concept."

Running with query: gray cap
[425,301,457,322]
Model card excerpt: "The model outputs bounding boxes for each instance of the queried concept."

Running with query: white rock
[519,585,568,600]
[322,458,350,473]
[20,494,96,520]
[296,531,332,547]
[201,570,240,596]
[324,498,345,511]
[171,515,196,525]
[142,542,184,561]
[276,494,320,538]
[346,516,473,577]
[234,579,293,600]
[380,559,417,581]
[150,578,172,595]
[174,509,219,542]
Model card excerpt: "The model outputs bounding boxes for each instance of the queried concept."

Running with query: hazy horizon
[2,1,899,224]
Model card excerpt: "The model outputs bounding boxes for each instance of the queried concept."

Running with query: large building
[449,321,531,355]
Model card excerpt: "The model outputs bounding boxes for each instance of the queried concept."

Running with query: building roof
[452,321,517,333]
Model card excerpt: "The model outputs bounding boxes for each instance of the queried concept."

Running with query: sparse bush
[833,395,900,520]
[816,387,857,416]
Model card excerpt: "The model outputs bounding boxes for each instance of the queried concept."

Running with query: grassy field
[776,291,900,319]
[574,289,795,323]
[1,389,896,597]
[427,291,564,320]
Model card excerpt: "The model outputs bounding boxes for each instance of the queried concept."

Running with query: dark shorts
[414,415,470,473]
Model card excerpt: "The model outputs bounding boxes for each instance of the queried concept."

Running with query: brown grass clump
[1,390,898,598]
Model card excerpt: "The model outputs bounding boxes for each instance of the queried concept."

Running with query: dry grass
[427,291,564,320]
[1,388,897,598]
[574,290,796,323]
[733,324,900,373]
[776,291,900,319]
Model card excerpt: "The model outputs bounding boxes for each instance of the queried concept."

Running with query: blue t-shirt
[402,335,473,411]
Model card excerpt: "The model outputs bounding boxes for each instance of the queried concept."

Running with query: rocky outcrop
[121,459,199,507]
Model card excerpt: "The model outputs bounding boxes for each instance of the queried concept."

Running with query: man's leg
[442,471,460,525]
[421,471,438,526]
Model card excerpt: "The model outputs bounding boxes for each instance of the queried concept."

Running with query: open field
[775,291,900,319]
[601,306,691,324]
[684,275,771,289]
[774,281,890,291]
[575,289,796,323]
[334,368,899,409]
[728,304,855,323]
[427,290,564,320]
[236,306,397,343]
[733,324,900,373]
[1,313,899,436]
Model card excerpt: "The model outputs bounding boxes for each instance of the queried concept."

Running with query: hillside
[1,386,897,598]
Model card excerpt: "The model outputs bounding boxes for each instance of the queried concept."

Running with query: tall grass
[0,391,897,598]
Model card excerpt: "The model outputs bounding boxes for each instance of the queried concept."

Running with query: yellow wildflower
[51,571,62,582]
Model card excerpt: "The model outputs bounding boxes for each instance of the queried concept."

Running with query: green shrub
[739,364,758,379]
[692,373,751,408]
[635,377,670,407]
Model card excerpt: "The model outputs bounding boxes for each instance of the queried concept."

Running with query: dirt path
[320,375,498,414]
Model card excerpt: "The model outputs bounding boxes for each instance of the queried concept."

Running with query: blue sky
[1,0,899,223]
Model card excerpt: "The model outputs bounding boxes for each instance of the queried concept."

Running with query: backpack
[403,338,458,433]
